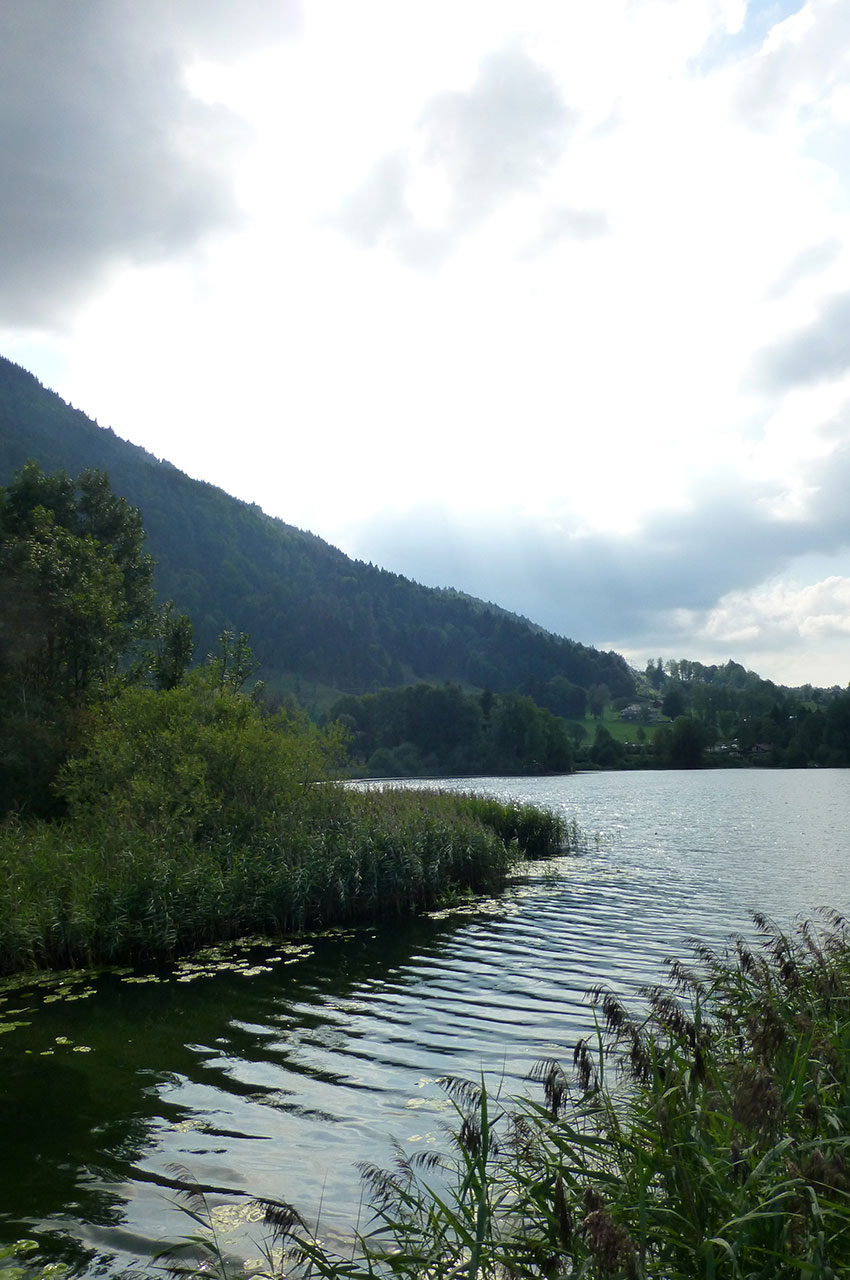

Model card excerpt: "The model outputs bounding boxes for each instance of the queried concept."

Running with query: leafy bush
[59,669,345,845]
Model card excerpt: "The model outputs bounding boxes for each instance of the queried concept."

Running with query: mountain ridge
[1,352,634,703]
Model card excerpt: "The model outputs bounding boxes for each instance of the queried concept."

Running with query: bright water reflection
[1,769,849,1275]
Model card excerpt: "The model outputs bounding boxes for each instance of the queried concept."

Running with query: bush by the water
[0,672,573,974]
[251,911,850,1279]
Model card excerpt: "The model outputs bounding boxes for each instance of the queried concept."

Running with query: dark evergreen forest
[0,355,633,702]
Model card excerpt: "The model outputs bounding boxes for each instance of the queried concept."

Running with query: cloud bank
[0,1,296,326]
[343,424,850,682]
[4,0,850,687]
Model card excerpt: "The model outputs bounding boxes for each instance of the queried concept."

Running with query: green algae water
[2,769,850,1277]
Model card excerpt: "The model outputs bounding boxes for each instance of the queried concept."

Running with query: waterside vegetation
[234,911,850,1279]
[0,679,572,975]
[0,461,572,976]
[4,462,850,1277]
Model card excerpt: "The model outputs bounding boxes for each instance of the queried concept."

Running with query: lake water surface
[2,769,849,1275]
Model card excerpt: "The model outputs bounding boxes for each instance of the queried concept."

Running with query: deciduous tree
[0,462,155,815]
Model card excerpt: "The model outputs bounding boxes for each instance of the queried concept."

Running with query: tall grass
[0,787,568,975]
[255,911,850,1279]
[449,794,578,860]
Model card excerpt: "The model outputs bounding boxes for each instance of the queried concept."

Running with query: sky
[3,0,850,689]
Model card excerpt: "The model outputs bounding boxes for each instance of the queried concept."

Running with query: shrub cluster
[0,674,571,974]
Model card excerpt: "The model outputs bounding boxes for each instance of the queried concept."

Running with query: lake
[2,768,849,1275]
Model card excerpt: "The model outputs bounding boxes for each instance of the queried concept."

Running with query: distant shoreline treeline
[325,678,850,777]
[329,683,575,778]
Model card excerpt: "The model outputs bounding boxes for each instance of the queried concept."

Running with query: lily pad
[0,1241,38,1260]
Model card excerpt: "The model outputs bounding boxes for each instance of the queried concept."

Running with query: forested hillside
[0,355,634,701]
[639,656,850,769]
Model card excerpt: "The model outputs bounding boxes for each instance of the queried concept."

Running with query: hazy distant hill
[0,354,634,703]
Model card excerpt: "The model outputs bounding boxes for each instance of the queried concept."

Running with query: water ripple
[5,770,850,1276]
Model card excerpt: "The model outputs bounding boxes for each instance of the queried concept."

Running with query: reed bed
[253,910,850,1280]
[448,793,579,860]
[0,788,568,975]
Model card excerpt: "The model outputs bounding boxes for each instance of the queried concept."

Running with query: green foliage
[668,714,706,768]
[0,767,560,974]
[0,461,155,816]
[0,461,154,701]
[589,723,625,768]
[635,657,850,769]
[661,685,686,719]
[58,667,343,846]
[586,682,611,720]
[0,701,80,822]
[148,601,194,690]
[329,684,574,777]
[645,656,665,690]
[520,674,587,719]
[209,628,256,692]
[491,692,574,775]
[779,691,850,767]
[450,794,577,858]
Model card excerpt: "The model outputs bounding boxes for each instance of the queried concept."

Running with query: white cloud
[4,0,850,687]
[734,0,850,131]
[0,1,299,327]
[666,575,850,685]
